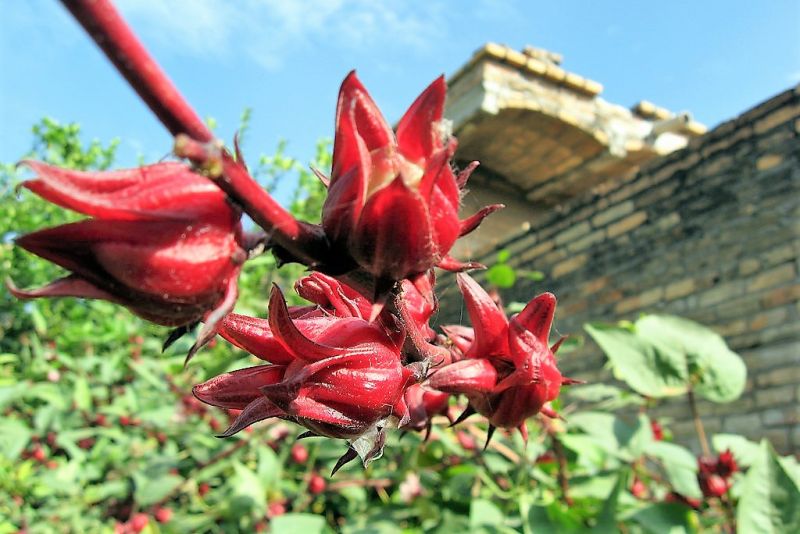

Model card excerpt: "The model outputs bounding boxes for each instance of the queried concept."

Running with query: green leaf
[470,499,504,529]
[594,474,625,533]
[520,270,545,282]
[229,461,266,516]
[0,418,31,460]
[631,503,692,534]
[73,376,92,411]
[569,412,647,461]
[486,264,516,288]
[737,440,800,533]
[496,249,511,263]
[635,315,746,402]
[133,473,182,506]
[645,441,702,499]
[585,322,688,397]
[565,384,644,410]
[271,513,328,534]
[711,434,760,467]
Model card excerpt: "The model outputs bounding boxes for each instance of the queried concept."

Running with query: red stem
[61,0,212,142]
[60,0,337,269]
[174,135,333,267]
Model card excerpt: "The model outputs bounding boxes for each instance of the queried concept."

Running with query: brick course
[441,86,800,454]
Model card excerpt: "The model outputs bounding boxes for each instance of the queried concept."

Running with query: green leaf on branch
[0,418,32,460]
[271,514,329,534]
[737,440,800,533]
[594,474,625,533]
[635,315,746,403]
[470,499,505,530]
[585,315,745,402]
[133,472,182,506]
[631,503,693,534]
[645,441,702,499]
[486,264,516,288]
[584,322,688,398]
[229,461,266,516]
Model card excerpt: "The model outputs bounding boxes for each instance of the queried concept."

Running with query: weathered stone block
[755,384,796,407]
[747,263,797,292]
[551,253,588,278]
[591,200,634,228]
[554,221,591,245]
[753,103,800,134]
[756,153,784,171]
[665,279,696,301]
[607,211,648,238]
[757,365,800,388]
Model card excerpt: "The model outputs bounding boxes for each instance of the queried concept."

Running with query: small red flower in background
[697,449,738,498]
[426,273,576,438]
[308,473,326,495]
[631,477,647,499]
[291,443,309,464]
[651,420,664,441]
[9,161,245,340]
[321,72,500,282]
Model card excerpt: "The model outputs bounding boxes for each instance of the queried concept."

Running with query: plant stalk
[60,0,212,142]
[687,388,711,457]
[60,0,337,270]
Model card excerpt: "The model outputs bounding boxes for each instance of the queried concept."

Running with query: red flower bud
[154,507,172,523]
[308,473,326,495]
[402,383,450,433]
[426,274,574,435]
[321,72,499,281]
[194,285,414,466]
[399,472,423,503]
[631,477,647,499]
[31,446,46,462]
[268,501,286,518]
[129,514,149,533]
[10,161,245,335]
[456,430,476,451]
[291,443,309,464]
[651,420,664,441]
[697,449,738,498]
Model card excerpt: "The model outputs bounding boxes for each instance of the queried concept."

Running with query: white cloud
[117,0,446,70]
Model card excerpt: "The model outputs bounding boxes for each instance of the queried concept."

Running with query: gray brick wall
[439,86,800,454]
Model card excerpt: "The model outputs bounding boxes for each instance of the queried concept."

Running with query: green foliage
[584,315,746,402]
[0,119,790,534]
[485,249,544,289]
[736,441,800,533]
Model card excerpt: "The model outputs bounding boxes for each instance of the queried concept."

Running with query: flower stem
[687,388,711,457]
[60,0,339,270]
[60,0,212,142]
[552,436,573,506]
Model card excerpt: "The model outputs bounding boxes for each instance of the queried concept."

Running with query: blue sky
[2,0,799,200]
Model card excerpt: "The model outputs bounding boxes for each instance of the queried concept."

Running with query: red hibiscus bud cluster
[9,161,246,352]
[426,274,578,439]
[697,450,738,498]
[321,73,501,282]
[9,0,580,474]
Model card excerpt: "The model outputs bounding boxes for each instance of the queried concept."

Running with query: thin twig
[327,478,393,491]
[552,437,573,506]
[687,388,711,457]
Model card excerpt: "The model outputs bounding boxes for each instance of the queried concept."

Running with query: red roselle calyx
[426,273,578,439]
[697,449,738,498]
[9,161,245,346]
[193,284,415,467]
[321,72,501,283]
